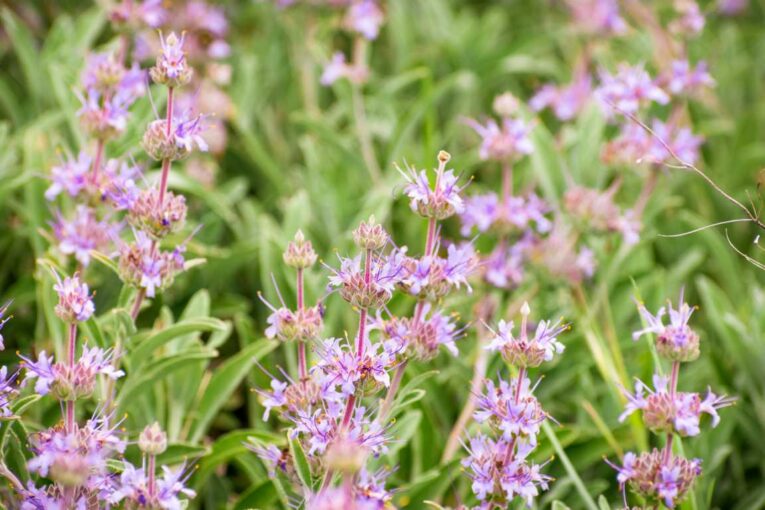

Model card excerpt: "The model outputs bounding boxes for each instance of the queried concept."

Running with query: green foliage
[1,1,764,509]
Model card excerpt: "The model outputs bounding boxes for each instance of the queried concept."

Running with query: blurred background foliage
[0,0,764,508]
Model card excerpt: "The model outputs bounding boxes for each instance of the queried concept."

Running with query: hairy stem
[158,87,175,206]
[91,139,104,184]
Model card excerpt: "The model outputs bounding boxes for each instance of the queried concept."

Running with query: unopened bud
[438,150,451,164]
[283,230,318,269]
[493,92,520,117]
[352,216,389,250]
[139,422,167,455]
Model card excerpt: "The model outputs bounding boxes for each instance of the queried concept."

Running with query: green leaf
[288,434,313,491]
[117,350,218,409]
[129,317,228,370]
[188,339,278,443]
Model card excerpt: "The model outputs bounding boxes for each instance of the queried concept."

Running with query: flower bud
[324,435,367,474]
[493,92,520,117]
[283,230,318,269]
[139,422,167,455]
[352,216,389,250]
[127,188,187,240]
[266,305,324,343]
[150,32,193,88]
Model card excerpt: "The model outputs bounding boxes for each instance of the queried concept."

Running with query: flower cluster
[310,0,385,86]
[607,293,734,508]
[253,151,473,507]
[4,9,211,507]
[462,303,565,508]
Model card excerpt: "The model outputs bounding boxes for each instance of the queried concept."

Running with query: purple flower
[400,160,467,220]
[108,460,196,508]
[77,89,130,139]
[54,275,95,323]
[718,0,748,15]
[314,337,393,397]
[465,117,534,162]
[27,414,125,490]
[530,70,592,121]
[0,366,18,417]
[474,378,547,440]
[20,347,124,398]
[486,303,567,368]
[320,52,369,86]
[46,152,92,201]
[110,0,167,28]
[618,375,734,436]
[52,206,117,267]
[662,59,715,96]
[483,241,527,289]
[344,0,384,40]
[327,252,404,309]
[461,193,498,235]
[0,300,11,351]
[118,230,186,297]
[670,0,705,37]
[566,0,627,35]
[372,304,462,361]
[596,63,669,114]
[633,292,701,361]
[174,112,209,153]
[158,32,189,80]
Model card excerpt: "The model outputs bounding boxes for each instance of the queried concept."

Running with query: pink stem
[148,454,156,498]
[502,162,513,206]
[158,87,175,206]
[130,288,146,320]
[296,268,308,380]
[378,360,407,421]
[663,361,681,462]
[91,139,104,184]
[65,323,77,433]
[503,366,527,464]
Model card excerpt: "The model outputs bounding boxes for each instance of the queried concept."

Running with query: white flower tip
[520,302,531,316]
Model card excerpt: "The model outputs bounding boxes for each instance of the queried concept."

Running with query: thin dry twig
[609,101,765,231]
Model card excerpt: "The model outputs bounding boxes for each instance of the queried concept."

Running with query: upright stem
[501,161,513,206]
[131,288,146,320]
[147,454,157,498]
[442,324,491,462]
[296,268,308,380]
[158,87,175,206]
[503,366,527,464]
[91,139,105,184]
[378,359,407,421]
[664,361,681,462]
[350,37,380,182]
[65,323,77,433]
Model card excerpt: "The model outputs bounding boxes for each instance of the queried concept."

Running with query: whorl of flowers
[607,292,735,508]
[462,303,565,508]
[399,150,467,220]
[53,274,95,323]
